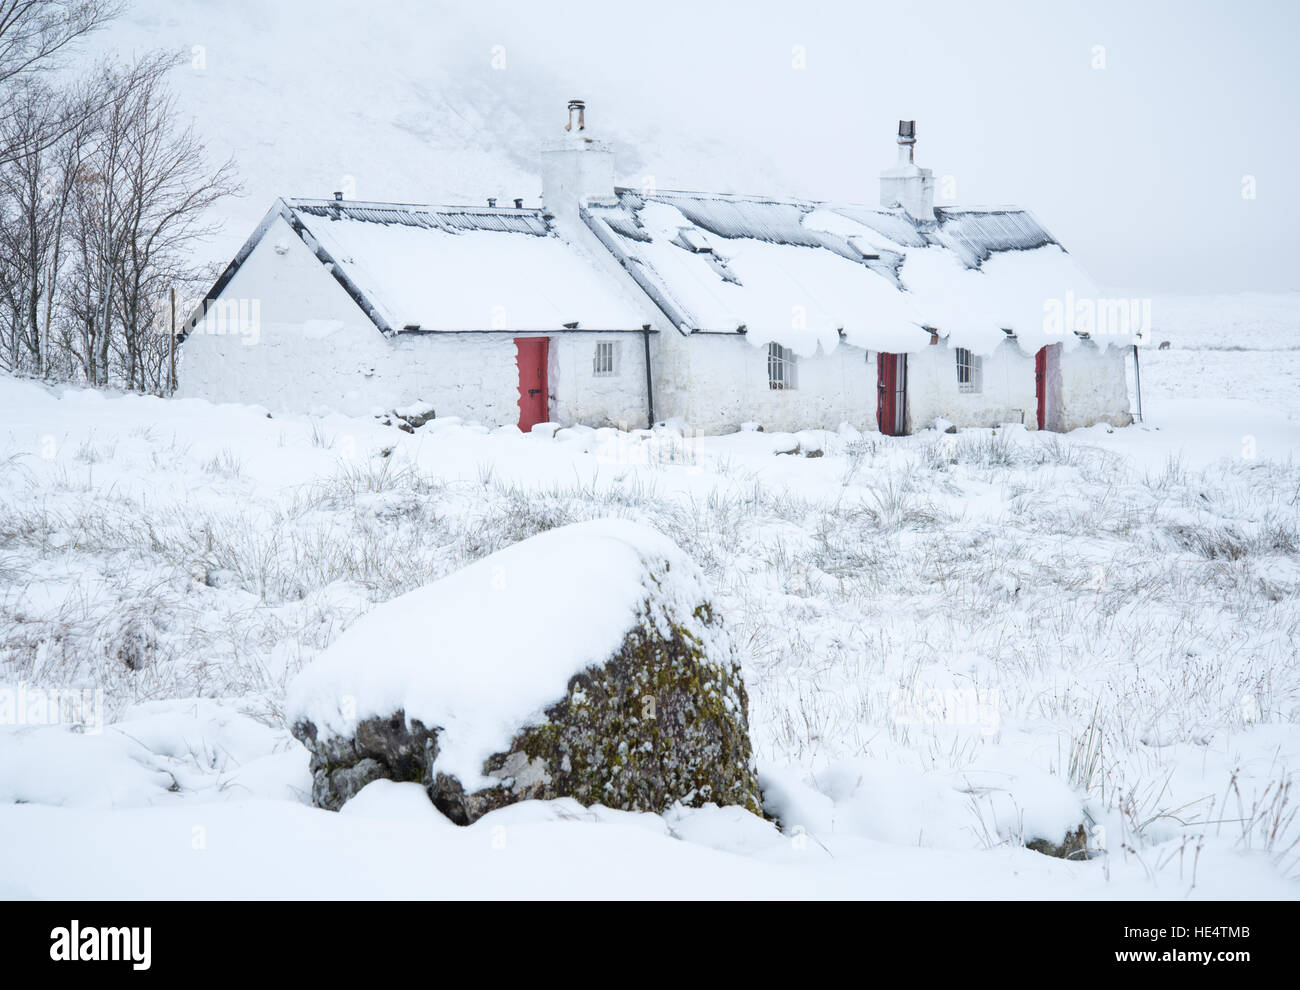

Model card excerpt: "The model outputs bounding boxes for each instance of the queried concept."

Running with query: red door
[1034,346,1047,430]
[515,337,549,431]
[876,352,907,436]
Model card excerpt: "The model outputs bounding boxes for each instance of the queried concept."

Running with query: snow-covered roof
[284,198,654,333]
[188,198,655,336]
[584,189,1099,355]
[193,189,1101,355]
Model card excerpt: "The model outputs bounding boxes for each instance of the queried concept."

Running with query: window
[955,347,982,393]
[768,342,796,390]
[593,340,619,377]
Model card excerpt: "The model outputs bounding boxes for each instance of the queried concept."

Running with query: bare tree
[36,77,97,376]
[109,54,238,390]
[0,0,235,393]
[0,47,237,384]
[0,0,120,375]
[0,75,95,373]
[0,78,64,372]
[0,44,240,391]
[0,0,123,165]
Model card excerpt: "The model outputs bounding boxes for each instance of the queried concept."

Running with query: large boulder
[286,519,762,824]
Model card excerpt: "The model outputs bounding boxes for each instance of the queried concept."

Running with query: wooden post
[169,287,176,394]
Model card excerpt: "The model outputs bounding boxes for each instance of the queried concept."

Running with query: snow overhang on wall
[287,199,651,333]
[584,189,1102,356]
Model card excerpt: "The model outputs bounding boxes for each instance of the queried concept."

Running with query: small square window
[593,340,619,377]
[768,342,796,390]
[956,347,982,393]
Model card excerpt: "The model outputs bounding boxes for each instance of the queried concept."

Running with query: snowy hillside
[1,293,1297,898]
[87,0,807,275]
[83,0,1300,294]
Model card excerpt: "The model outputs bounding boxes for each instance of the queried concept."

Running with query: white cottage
[179,104,1135,435]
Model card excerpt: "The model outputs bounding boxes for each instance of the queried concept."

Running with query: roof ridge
[614,186,1036,218]
[285,197,541,215]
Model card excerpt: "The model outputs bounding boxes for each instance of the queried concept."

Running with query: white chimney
[879,120,935,222]
[541,99,616,214]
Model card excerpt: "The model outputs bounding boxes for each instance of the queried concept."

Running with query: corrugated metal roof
[287,199,550,237]
[828,205,932,248]
[647,191,832,249]
[933,207,1057,267]
[595,190,917,294]
[597,205,654,243]
[601,190,1058,270]
[613,190,902,273]
[581,187,1087,354]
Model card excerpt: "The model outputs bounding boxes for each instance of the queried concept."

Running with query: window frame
[955,347,982,394]
[767,342,797,390]
[592,339,619,377]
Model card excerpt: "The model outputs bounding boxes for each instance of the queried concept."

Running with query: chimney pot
[896,120,917,165]
[565,99,586,132]
[487,197,497,208]
[333,191,343,201]
[513,198,523,209]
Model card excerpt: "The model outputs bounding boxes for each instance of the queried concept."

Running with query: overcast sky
[104,0,1299,294]
[460,0,1299,294]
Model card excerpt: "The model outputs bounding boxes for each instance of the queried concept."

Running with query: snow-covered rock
[286,519,763,823]
[392,401,437,429]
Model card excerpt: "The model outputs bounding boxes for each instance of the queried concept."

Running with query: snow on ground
[1135,293,1300,460]
[1,294,1298,899]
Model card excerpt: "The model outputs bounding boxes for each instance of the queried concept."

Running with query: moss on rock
[429,595,762,824]
[1026,824,1090,860]
[292,582,763,824]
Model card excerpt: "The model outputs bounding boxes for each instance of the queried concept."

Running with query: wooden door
[1035,346,1047,430]
[1035,343,1060,431]
[876,352,907,436]
[514,337,549,431]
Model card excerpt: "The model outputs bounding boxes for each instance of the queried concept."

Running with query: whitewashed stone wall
[1057,341,1134,430]
[550,332,651,427]
[175,216,394,415]
[177,220,653,426]
[655,332,877,434]
[904,338,1039,431]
